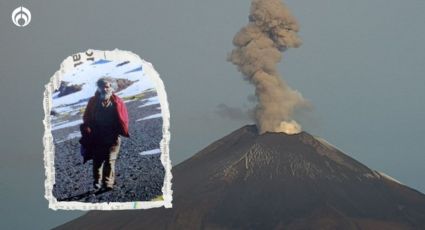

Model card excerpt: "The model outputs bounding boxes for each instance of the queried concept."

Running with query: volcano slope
[56,125,425,230]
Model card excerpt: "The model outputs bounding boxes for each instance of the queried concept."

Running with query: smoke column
[229,0,307,134]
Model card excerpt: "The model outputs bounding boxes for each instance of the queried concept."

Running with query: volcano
[56,125,425,229]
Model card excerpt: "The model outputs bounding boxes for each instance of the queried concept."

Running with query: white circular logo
[11,6,31,27]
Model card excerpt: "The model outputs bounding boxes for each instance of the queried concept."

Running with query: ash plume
[228,0,308,134]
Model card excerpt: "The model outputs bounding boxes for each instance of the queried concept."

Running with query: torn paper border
[43,49,172,210]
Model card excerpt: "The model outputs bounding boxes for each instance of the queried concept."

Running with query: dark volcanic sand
[51,95,165,203]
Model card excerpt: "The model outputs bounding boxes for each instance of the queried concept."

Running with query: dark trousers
[92,138,121,188]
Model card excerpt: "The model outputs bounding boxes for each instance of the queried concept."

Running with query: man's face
[98,81,113,100]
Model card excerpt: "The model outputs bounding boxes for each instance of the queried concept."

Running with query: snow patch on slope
[377,171,403,185]
[138,96,160,108]
[136,113,162,121]
[139,148,161,156]
[51,120,82,131]
[52,60,154,108]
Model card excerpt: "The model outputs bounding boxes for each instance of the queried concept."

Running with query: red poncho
[83,93,130,137]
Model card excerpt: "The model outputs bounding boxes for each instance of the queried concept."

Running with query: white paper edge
[43,49,173,210]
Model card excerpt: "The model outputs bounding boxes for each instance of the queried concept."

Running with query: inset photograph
[43,49,172,210]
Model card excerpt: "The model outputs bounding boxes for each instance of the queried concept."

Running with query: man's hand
[84,126,92,134]
[80,123,92,135]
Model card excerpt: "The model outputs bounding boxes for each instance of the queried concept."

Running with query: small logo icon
[11,6,31,27]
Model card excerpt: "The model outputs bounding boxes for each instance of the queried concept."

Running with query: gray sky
[0,0,424,229]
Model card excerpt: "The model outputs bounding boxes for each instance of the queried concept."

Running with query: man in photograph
[81,77,129,190]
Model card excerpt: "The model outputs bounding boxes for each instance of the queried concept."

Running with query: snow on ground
[52,91,60,99]
[54,107,80,116]
[139,148,161,156]
[115,78,154,98]
[51,120,69,127]
[50,59,159,129]
[138,96,160,108]
[377,171,403,185]
[52,60,155,108]
[52,120,82,131]
[136,113,162,122]
[56,131,81,143]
